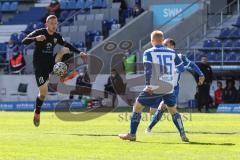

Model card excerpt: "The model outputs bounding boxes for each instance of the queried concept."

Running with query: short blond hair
[46,15,57,23]
[151,30,164,43]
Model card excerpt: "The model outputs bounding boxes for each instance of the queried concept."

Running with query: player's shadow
[154,131,239,135]
[68,133,117,137]
[118,141,235,146]
[162,142,236,146]
[45,132,117,137]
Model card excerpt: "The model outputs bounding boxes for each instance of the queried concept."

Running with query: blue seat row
[217,27,240,39]
[0,2,18,12]
[60,0,107,10]
[186,51,240,62]
[202,39,240,48]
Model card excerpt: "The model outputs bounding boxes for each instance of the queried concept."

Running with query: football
[53,62,68,77]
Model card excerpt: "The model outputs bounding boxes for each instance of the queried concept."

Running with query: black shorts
[34,69,51,87]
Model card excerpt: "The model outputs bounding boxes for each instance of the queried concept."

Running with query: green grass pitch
[0,111,240,160]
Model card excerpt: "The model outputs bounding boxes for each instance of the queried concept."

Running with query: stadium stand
[0,0,139,74]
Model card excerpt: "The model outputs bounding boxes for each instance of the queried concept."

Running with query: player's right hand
[35,35,46,42]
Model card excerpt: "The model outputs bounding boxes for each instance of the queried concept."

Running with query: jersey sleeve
[143,51,152,85]
[174,53,184,73]
[181,55,204,76]
[22,29,41,45]
[57,34,81,53]
[188,62,204,76]
[181,55,191,67]
[143,51,152,63]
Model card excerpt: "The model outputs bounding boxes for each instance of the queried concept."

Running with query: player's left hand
[80,52,88,64]
[143,86,153,95]
[198,76,205,85]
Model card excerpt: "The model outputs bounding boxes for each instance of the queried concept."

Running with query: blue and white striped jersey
[143,45,184,93]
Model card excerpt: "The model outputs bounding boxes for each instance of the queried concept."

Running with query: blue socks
[147,109,164,130]
[130,112,141,135]
[172,112,185,136]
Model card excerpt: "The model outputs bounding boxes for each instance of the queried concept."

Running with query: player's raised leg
[145,101,166,133]
[55,47,71,63]
[118,100,143,141]
[33,80,48,127]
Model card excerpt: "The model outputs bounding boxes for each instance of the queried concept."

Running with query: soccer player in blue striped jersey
[119,31,185,141]
[145,38,205,140]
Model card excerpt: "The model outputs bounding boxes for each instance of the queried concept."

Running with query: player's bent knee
[55,47,71,63]
[60,47,70,54]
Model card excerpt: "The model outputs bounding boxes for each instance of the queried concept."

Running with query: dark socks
[130,112,141,135]
[148,109,164,130]
[35,97,44,114]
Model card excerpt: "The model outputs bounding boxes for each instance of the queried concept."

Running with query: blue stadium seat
[232,16,240,28]
[233,39,240,48]
[76,0,85,9]
[85,0,94,9]
[228,28,240,39]
[102,19,111,31]
[207,52,217,61]
[223,52,229,61]
[203,39,213,48]
[196,52,205,61]
[223,40,233,47]
[10,33,19,43]
[215,52,222,61]
[60,0,67,9]
[125,7,133,18]
[214,40,222,48]
[59,10,69,22]
[1,2,10,12]
[75,41,85,48]
[85,31,93,39]
[229,52,237,61]
[36,22,44,29]
[24,23,34,34]
[101,0,107,8]
[95,30,101,36]
[224,51,237,62]
[67,0,76,10]
[9,2,18,11]
[236,53,240,61]
[93,0,103,8]
[91,0,107,8]
[218,28,230,39]
[0,43,7,53]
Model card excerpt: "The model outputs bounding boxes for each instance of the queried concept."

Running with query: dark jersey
[22,28,80,73]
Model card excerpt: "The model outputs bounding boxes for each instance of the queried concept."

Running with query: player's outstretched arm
[57,34,88,63]
[181,55,205,85]
[22,30,45,45]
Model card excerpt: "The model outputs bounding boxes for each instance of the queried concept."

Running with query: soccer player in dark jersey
[22,15,87,127]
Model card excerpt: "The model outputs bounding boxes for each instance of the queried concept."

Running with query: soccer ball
[53,62,68,77]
